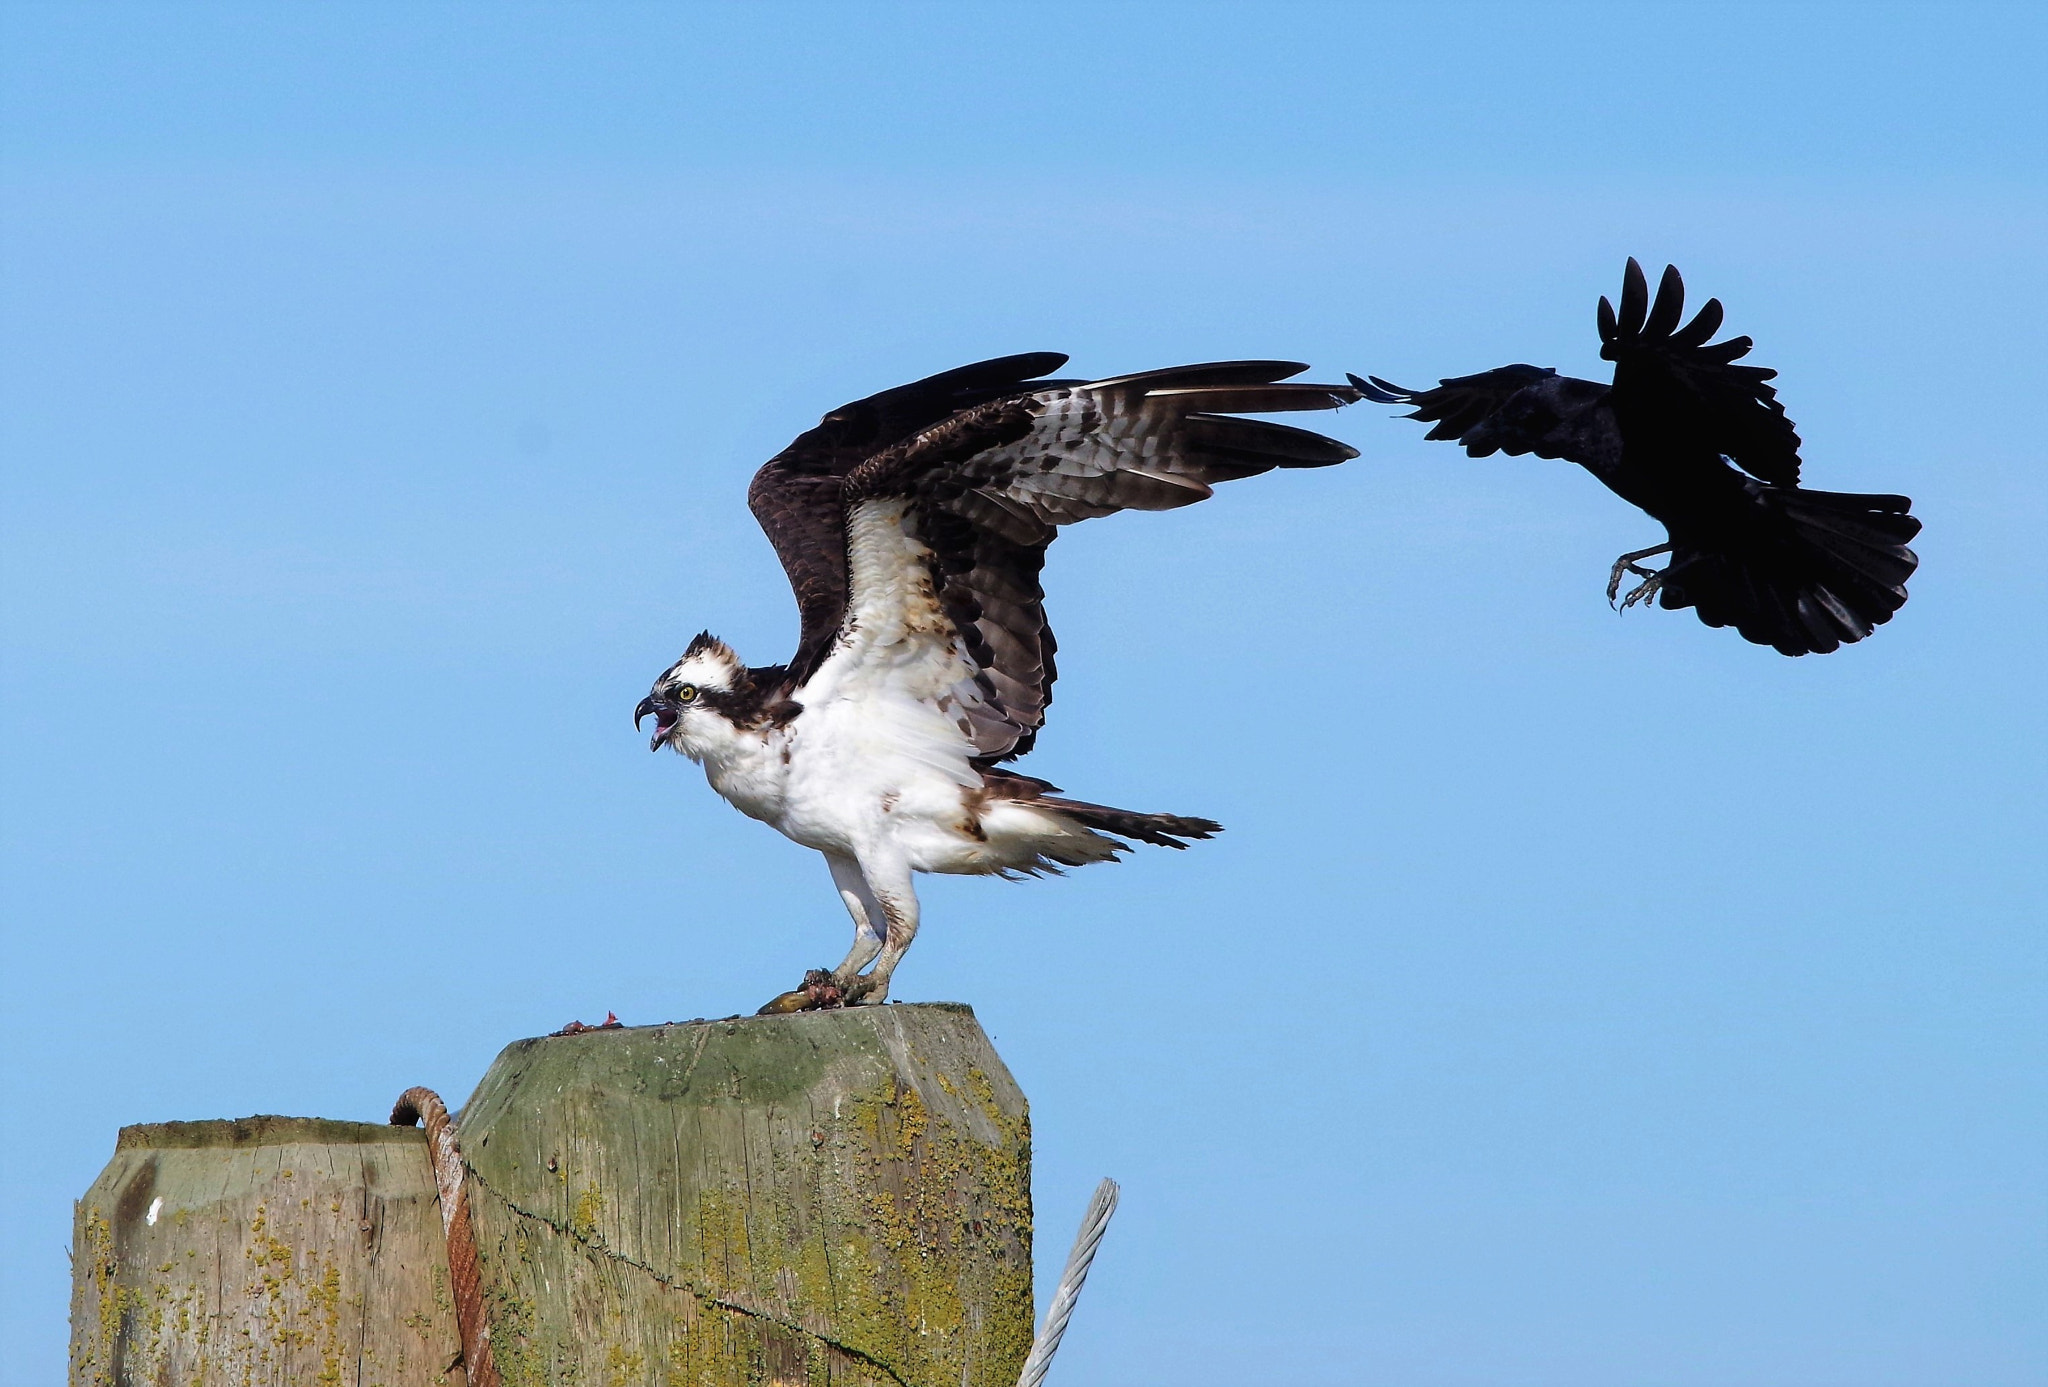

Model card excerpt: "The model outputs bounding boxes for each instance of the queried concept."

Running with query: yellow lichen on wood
[68,1117,462,1387]
[460,1003,1034,1387]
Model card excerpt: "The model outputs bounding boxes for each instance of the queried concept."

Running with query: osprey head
[635,632,747,753]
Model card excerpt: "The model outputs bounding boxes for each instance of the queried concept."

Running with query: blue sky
[2,4,2043,1384]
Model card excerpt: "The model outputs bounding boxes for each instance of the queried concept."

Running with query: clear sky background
[3,4,2043,1384]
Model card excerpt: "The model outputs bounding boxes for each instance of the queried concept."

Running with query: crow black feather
[1352,260,1921,656]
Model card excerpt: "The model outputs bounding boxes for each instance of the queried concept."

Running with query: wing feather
[1354,365,1621,473]
[821,361,1359,760]
[748,353,1080,685]
[1599,258,1802,487]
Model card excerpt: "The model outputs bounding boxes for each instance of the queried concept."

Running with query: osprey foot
[757,969,850,1015]
[842,974,889,1006]
[756,968,892,1013]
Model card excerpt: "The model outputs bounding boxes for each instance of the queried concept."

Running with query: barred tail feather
[1033,797,1222,850]
[978,767,1221,859]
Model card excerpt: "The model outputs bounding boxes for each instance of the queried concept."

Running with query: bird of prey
[635,354,1360,1012]
[1352,259,1921,655]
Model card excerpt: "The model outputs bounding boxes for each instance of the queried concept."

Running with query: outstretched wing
[1351,365,1553,450]
[1600,258,1802,487]
[810,362,1361,762]
[1353,365,1619,472]
[748,353,1080,687]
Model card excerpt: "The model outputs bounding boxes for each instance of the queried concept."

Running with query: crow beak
[635,695,679,752]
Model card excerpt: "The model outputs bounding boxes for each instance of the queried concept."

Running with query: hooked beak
[634,694,679,752]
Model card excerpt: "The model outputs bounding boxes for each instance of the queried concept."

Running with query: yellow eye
[676,684,699,703]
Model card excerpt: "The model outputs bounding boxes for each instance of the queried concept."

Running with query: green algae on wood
[69,1116,462,1386]
[457,1002,1034,1387]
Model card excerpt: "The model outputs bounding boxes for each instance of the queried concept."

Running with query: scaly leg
[757,854,891,1015]
[1607,542,1674,608]
[827,855,886,985]
[840,856,919,1007]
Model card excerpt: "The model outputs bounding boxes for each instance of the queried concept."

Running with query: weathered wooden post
[456,1002,1035,1387]
[68,1115,463,1386]
[68,1003,1036,1387]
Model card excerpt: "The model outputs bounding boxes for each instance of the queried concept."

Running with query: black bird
[1352,260,1921,655]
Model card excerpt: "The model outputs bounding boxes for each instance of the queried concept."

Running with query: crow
[1353,260,1921,655]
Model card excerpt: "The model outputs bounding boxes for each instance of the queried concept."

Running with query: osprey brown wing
[747,353,1076,688]
[844,362,1361,761]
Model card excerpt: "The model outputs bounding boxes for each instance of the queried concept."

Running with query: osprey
[635,354,1360,1012]
[1353,260,1922,655]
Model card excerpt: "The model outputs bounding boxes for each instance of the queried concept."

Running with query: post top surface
[520,999,977,1045]
[460,998,1020,1137]
[116,1114,427,1151]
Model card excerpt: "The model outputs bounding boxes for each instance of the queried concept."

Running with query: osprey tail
[1660,485,1921,656]
[977,768,1220,864]
[1030,797,1222,850]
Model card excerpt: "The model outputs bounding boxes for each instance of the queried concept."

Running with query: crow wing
[1600,258,1802,488]
[770,360,1360,762]
[1354,261,1800,491]
[1351,365,1620,472]
[1357,261,1920,656]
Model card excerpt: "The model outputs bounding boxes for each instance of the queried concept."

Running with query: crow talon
[1619,572,1666,610]
[1608,544,1675,608]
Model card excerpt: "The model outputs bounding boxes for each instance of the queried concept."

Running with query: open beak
[634,695,679,752]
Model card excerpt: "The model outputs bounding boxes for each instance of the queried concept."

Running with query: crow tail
[1661,486,1921,655]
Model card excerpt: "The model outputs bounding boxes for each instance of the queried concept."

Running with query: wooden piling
[456,1003,1034,1387]
[68,1004,1034,1387]
[69,1115,463,1387]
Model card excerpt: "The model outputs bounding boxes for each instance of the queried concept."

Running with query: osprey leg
[756,855,897,1014]
[841,855,919,1006]
[827,853,885,983]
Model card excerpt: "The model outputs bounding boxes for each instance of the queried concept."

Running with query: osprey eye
[676,684,699,703]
